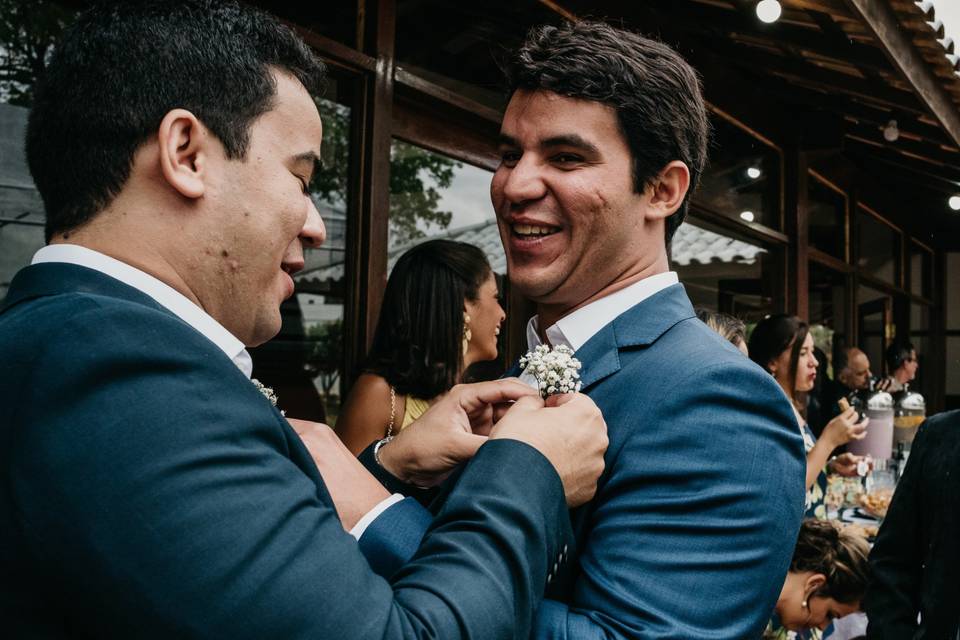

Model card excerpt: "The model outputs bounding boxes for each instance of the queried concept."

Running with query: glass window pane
[909,242,932,298]
[857,285,889,380]
[387,139,505,381]
[909,303,930,399]
[808,176,846,260]
[947,253,960,330]
[947,336,960,397]
[808,262,847,377]
[672,217,782,323]
[251,80,356,425]
[0,2,76,297]
[857,208,900,285]
[694,115,781,230]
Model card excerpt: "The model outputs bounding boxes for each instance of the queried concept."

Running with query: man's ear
[646,160,691,220]
[157,109,208,199]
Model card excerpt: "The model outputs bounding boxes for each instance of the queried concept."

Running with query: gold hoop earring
[462,312,472,357]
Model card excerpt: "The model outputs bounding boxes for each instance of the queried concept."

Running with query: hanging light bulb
[883,119,900,142]
[740,210,756,222]
[756,0,782,24]
[949,195,960,211]
[746,166,762,179]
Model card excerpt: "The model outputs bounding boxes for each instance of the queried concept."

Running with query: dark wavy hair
[885,340,915,372]
[790,519,870,605]
[500,20,710,246]
[748,313,809,405]
[365,240,492,399]
[27,0,325,242]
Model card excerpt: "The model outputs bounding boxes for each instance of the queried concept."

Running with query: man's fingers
[455,379,541,413]
[544,392,577,408]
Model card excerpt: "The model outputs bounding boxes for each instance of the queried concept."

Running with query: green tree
[0,0,73,106]
[304,319,343,400]
[310,100,460,246]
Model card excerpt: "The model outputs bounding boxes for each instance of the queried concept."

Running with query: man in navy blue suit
[0,2,610,638]
[487,22,805,638]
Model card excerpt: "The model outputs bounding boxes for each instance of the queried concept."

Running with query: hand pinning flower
[519,344,582,399]
[251,378,284,416]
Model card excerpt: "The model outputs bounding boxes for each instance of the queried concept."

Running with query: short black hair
[748,313,809,405]
[501,20,710,246]
[365,239,493,400]
[885,340,916,372]
[26,0,326,242]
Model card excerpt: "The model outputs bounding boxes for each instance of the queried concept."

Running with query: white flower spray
[519,344,583,399]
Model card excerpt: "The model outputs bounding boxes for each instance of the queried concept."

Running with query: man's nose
[499,155,547,204]
[301,198,326,249]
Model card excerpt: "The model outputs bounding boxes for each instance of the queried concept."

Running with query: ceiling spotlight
[949,195,960,211]
[883,119,900,142]
[756,0,782,24]
[746,166,762,179]
[740,210,756,222]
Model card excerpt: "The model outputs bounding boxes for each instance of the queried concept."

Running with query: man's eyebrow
[541,134,599,154]
[496,133,599,155]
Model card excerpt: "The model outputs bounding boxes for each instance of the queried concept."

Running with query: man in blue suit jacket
[369,21,806,638]
[0,2,610,638]
[491,22,807,638]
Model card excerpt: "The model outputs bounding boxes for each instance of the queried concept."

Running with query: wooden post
[784,145,809,320]
[343,0,395,386]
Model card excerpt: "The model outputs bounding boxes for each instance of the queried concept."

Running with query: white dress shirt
[520,271,679,386]
[31,244,399,538]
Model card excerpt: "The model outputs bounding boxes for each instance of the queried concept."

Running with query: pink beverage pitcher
[848,388,894,460]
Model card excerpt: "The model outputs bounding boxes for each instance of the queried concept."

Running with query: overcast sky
[931,0,960,42]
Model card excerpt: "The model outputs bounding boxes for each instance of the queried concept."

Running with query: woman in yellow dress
[336,239,505,455]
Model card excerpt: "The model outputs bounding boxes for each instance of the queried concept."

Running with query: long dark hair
[791,519,870,604]
[365,239,492,399]
[748,313,808,405]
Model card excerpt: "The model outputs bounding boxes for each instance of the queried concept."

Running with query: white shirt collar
[525,271,679,352]
[32,244,253,378]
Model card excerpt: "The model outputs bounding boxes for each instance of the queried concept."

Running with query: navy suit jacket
[0,262,573,639]
[370,283,806,638]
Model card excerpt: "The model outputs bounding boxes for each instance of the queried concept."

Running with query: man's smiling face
[491,89,651,309]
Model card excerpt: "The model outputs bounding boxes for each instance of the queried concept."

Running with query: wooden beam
[343,0,396,385]
[844,0,960,148]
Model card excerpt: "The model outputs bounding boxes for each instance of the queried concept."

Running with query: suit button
[563,544,568,555]
[553,562,559,574]
[547,572,553,584]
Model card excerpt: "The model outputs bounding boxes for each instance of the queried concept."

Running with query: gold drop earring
[463,312,472,357]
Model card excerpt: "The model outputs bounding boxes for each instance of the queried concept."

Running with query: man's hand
[288,419,390,531]
[490,392,608,507]
[377,378,540,487]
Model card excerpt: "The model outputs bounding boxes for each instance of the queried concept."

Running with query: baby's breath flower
[520,344,583,399]
[252,378,285,416]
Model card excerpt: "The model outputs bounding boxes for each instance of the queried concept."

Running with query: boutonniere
[519,344,583,399]
[251,378,285,416]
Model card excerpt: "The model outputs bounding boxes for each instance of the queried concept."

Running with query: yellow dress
[399,395,431,430]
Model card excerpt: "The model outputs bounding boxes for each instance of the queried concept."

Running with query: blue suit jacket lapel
[574,283,697,391]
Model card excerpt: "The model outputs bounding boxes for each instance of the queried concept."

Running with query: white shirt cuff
[349,493,405,540]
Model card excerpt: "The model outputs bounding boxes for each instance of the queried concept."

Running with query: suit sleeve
[9,299,572,639]
[865,421,927,638]
[532,361,805,639]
